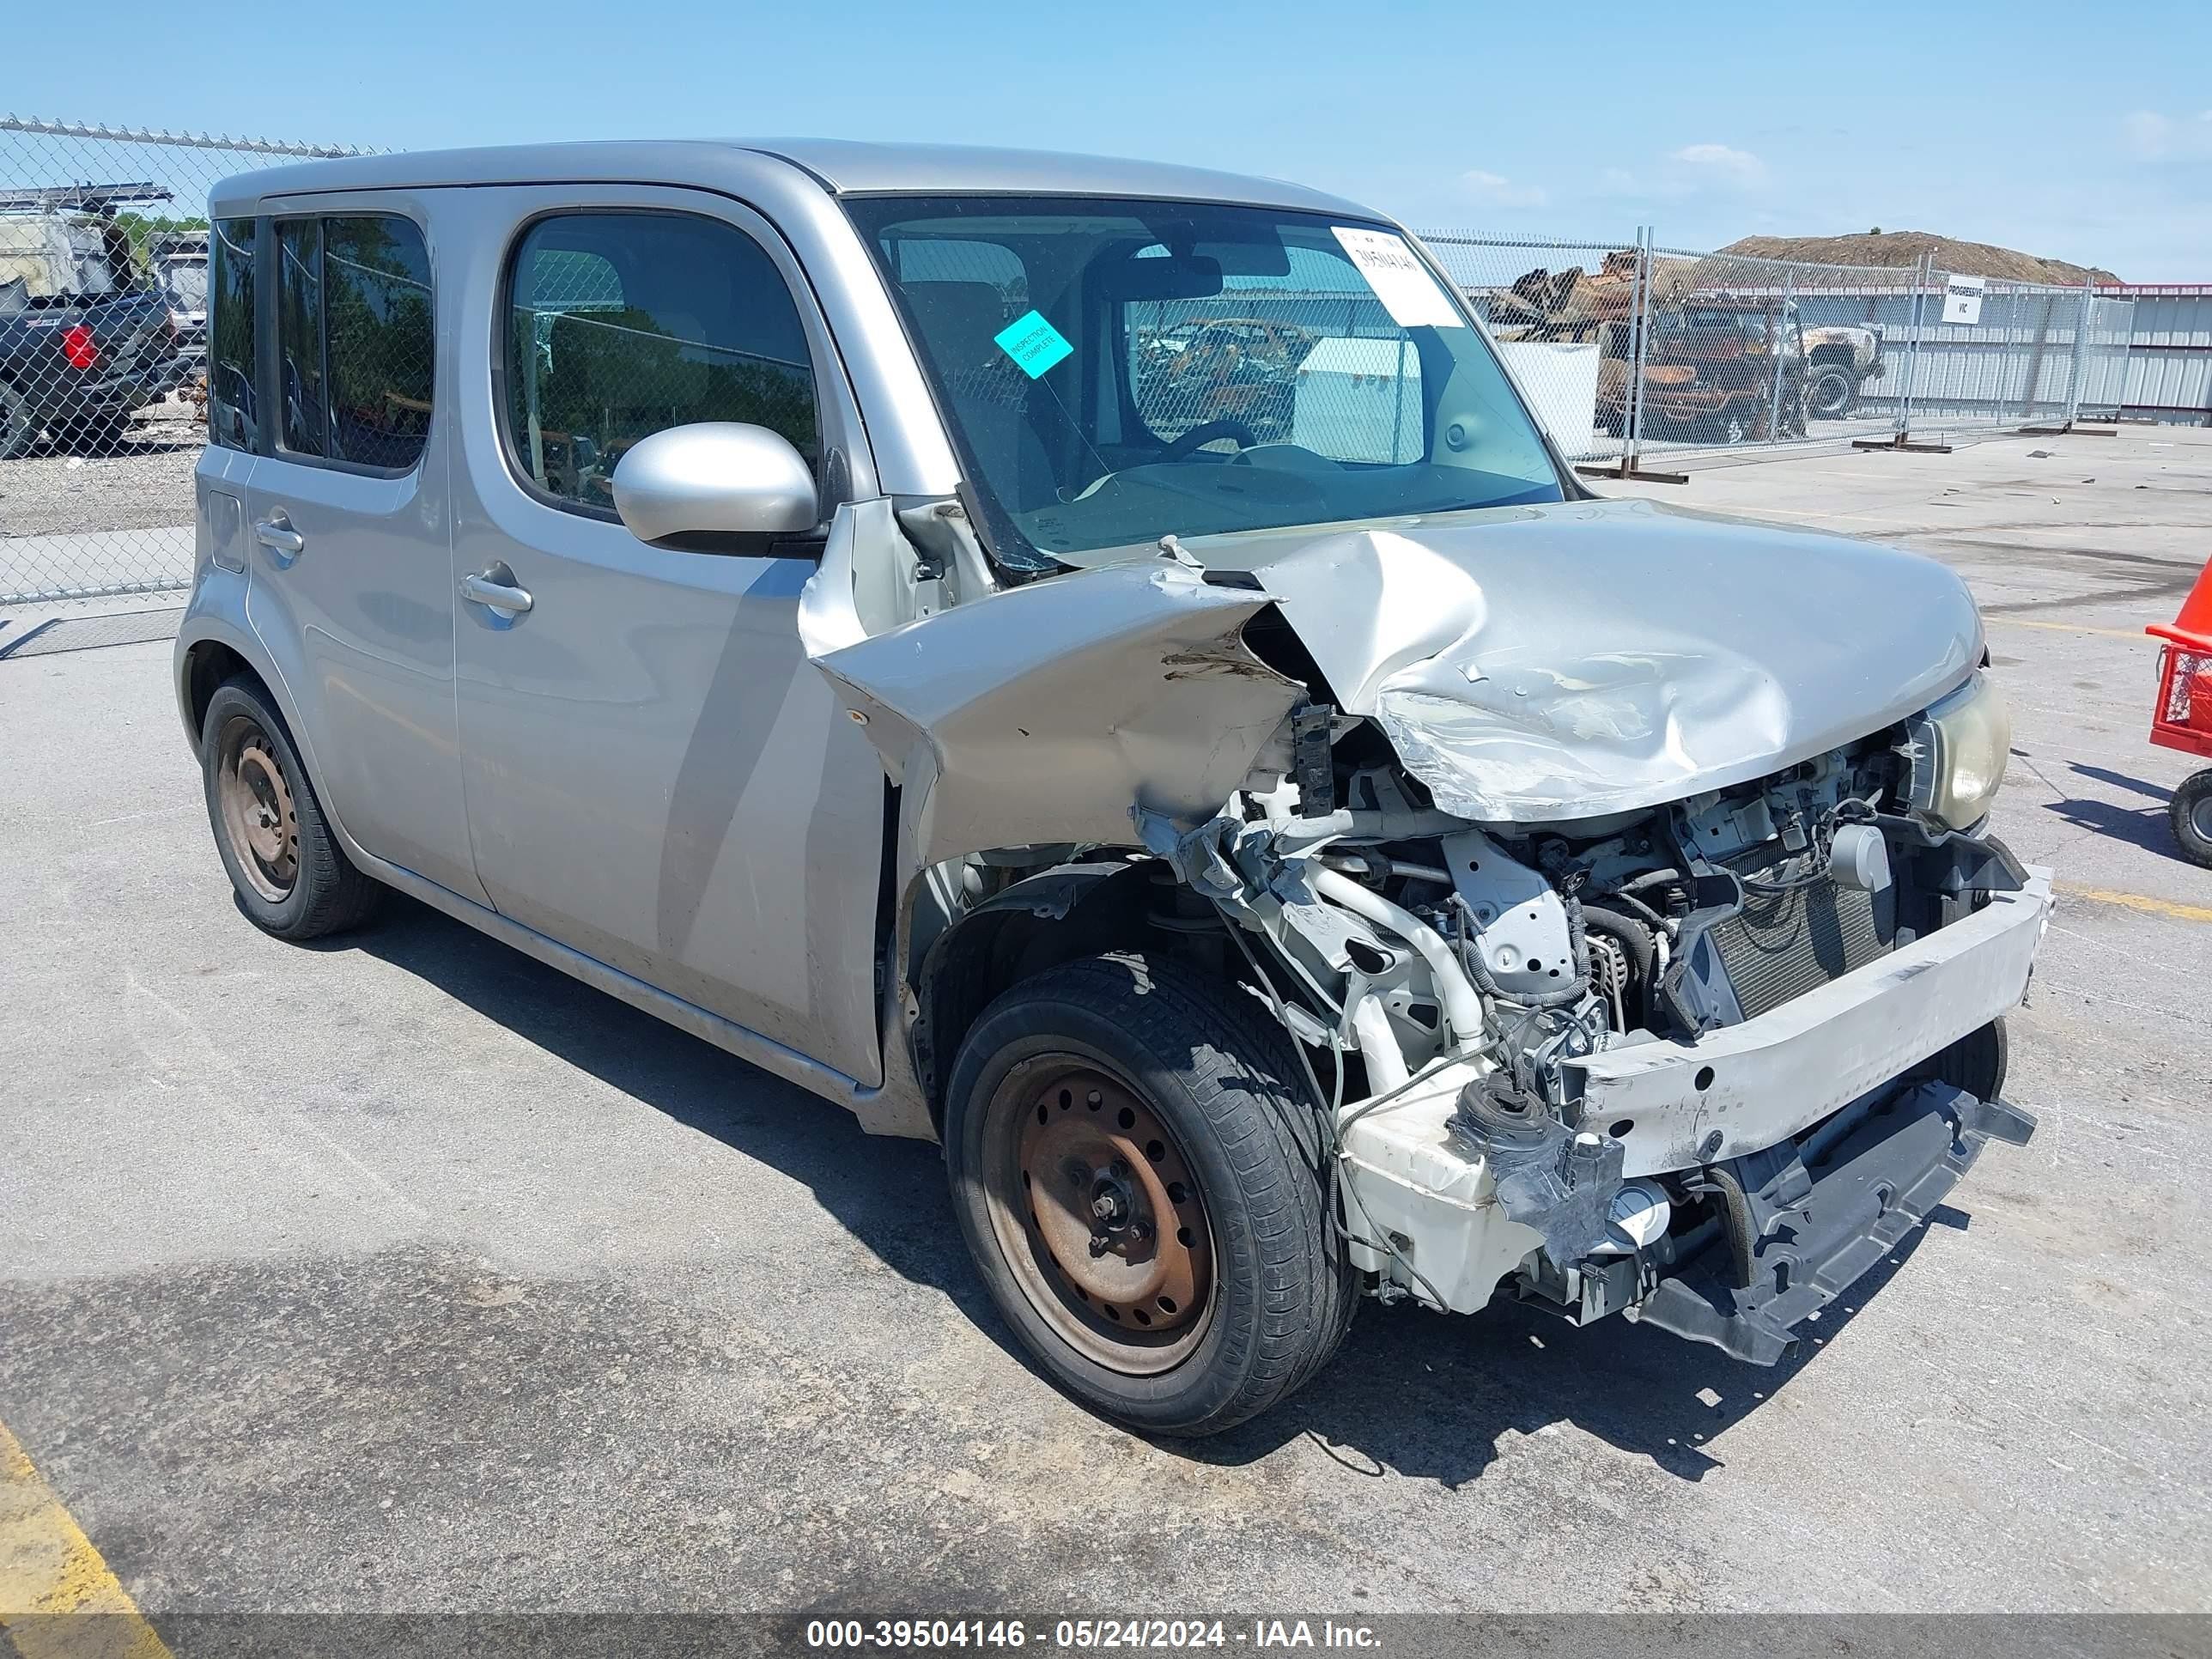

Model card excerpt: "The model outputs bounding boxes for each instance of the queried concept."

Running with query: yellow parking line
[1986,617,2150,641]
[2058,883,2212,924]
[0,1420,170,1659]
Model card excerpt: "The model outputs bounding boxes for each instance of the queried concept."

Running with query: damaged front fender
[804,552,1304,869]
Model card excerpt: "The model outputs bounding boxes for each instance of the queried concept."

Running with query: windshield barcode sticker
[1330,228,1465,331]
[994,308,1075,379]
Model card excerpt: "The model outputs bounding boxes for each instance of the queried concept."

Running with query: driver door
[446,186,888,1085]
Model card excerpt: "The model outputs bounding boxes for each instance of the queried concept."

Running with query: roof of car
[208,138,1379,221]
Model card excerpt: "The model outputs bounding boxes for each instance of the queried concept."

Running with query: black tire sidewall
[945,961,1330,1435]
[1810,365,1853,418]
[0,381,37,461]
[2173,771,2212,868]
[200,680,325,937]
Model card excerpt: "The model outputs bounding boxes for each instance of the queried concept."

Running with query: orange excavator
[2149,556,2212,867]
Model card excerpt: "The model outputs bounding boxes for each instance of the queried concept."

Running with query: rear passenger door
[240,196,487,904]
[447,188,889,1087]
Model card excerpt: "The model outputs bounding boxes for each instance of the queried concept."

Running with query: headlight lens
[1904,672,2012,830]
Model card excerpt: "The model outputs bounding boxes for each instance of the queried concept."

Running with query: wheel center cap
[1089,1173,1134,1231]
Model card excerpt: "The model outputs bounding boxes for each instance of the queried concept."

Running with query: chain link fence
[1423,230,2134,474]
[1,116,375,609]
[0,116,2149,611]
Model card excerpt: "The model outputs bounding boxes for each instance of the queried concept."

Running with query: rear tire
[201,676,383,940]
[1924,1018,2008,1102]
[944,952,1356,1437]
[2172,769,2212,870]
[0,380,39,461]
[58,410,132,455]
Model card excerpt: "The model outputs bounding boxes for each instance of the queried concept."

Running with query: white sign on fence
[1942,273,1987,326]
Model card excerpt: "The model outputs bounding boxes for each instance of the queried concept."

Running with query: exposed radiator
[1707,871,1893,1021]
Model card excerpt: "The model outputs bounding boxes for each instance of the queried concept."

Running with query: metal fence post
[1895,251,1929,441]
[1623,225,1653,474]
[2064,276,2093,428]
[1767,272,1794,440]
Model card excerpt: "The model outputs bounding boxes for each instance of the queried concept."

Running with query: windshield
[844,196,1565,572]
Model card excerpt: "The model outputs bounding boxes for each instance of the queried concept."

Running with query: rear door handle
[459,570,534,616]
[254,517,304,557]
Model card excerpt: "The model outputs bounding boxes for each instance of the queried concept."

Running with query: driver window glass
[502,211,819,516]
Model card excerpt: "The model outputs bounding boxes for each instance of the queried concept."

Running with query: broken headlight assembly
[1902,671,2012,831]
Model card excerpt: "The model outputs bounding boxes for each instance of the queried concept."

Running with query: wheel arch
[174,623,364,869]
[914,856,1202,1132]
[180,635,261,752]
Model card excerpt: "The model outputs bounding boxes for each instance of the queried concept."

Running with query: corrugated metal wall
[2094,288,2212,424]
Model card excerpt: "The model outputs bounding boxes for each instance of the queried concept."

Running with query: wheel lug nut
[1110,1158,1128,1178]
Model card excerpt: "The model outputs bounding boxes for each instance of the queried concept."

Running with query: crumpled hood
[1233,496,1982,822]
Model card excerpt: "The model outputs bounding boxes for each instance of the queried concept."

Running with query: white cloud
[1668,143,1767,186]
[1462,168,1548,209]
[2125,109,2212,160]
[1595,167,1639,196]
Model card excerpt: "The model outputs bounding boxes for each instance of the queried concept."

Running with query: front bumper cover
[1567,867,2051,1177]
[1631,1082,2036,1364]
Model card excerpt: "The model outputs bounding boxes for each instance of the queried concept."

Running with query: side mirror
[611,422,819,546]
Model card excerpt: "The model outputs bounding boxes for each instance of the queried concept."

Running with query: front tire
[201,677,383,939]
[944,953,1356,1437]
[1808,362,1856,420]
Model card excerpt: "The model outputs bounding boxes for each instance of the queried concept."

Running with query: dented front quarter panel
[1237,497,1983,821]
[804,556,1302,869]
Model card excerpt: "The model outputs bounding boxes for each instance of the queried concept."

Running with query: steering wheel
[1159,418,1261,463]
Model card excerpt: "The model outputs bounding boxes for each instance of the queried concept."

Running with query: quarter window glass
[208,218,256,452]
[324,216,434,470]
[504,212,817,514]
[276,219,325,457]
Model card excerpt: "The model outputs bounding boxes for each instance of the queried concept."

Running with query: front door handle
[254,516,304,558]
[460,568,534,616]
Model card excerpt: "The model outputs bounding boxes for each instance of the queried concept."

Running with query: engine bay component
[1828,821,1893,891]
[1449,1073,1625,1269]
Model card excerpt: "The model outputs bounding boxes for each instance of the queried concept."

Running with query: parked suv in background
[178,141,2048,1437]
[1601,296,1809,444]
[1803,322,1886,419]
[0,185,185,458]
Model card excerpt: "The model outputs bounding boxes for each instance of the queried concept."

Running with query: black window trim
[261,209,437,482]
[272,216,328,465]
[488,204,828,542]
[204,215,266,459]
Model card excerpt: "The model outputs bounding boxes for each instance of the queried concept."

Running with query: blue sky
[7,0,2210,280]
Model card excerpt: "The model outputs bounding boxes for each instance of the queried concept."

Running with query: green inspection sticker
[994,309,1074,379]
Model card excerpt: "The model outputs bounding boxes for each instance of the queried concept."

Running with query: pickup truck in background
[0,185,189,459]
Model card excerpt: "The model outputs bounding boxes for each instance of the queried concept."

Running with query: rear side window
[271,213,434,472]
[502,211,817,516]
[324,218,434,468]
[207,218,256,453]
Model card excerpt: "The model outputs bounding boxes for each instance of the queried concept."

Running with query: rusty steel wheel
[198,676,381,941]
[216,718,300,902]
[984,1058,1216,1375]
[945,954,1358,1435]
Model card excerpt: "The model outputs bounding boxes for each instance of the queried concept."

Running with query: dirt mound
[1714,231,2118,286]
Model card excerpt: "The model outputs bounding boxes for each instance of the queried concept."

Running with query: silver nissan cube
[177,140,2050,1435]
